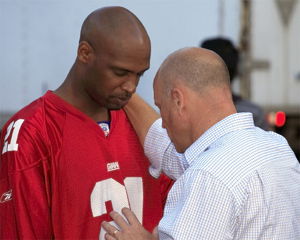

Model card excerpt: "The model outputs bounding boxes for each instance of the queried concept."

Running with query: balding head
[79,6,150,53]
[153,47,236,152]
[156,47,231,96]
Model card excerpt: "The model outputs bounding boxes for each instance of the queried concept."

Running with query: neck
[192,104,236,141]
[54,65,110,122]
[188,89,237,144]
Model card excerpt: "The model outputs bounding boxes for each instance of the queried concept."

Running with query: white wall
[251,0,300,108]
[0,0,240,112]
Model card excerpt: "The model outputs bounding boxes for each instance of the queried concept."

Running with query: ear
[171,87,185,115]
[77,41,94,63]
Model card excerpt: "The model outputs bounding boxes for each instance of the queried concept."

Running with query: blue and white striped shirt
[145,113,300,239]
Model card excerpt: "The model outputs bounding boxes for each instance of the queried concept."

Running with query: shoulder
[111,109,134,132]
[2,96,46,137]
[191,128,294,187]
[1,96,50,171]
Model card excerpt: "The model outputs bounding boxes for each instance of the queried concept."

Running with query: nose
[121,76,138,94]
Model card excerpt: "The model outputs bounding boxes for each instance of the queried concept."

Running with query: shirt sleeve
[144,119,185,180]
[158,174,174,209]
[0,119,52,239]
[158,170,237,239]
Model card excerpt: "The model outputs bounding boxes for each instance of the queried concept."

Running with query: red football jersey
[0,91,172,239]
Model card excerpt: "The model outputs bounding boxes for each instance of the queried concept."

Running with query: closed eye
[112,67,148,78]
[113,68,129,77]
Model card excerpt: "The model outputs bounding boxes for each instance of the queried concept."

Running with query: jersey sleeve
[144,118,186,180]
[0,118,52,239]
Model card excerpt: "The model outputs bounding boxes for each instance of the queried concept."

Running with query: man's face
[154,76,185,153]
[85,39,150,110]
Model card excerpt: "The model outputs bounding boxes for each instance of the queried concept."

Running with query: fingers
[104,232,117,240]
[152,226,158,238]
[102,208,143,240]
[102,221,119,237]
[121,207,141,226]
[109,210,130,229]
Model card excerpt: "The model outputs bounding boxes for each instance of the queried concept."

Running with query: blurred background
[0,0,299,157]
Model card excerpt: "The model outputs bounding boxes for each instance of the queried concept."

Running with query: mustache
[118,92,132,100]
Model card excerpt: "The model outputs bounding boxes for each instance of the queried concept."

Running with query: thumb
[152,226,159,238]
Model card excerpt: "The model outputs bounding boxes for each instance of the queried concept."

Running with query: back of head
[201,37,239,82]
[157,47,231,96]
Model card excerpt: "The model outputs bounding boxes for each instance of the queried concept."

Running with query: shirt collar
[183,112,255,166]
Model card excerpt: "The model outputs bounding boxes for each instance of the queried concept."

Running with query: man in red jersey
[0,7,172,239]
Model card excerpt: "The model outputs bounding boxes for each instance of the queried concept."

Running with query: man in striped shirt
[102,47,300,239]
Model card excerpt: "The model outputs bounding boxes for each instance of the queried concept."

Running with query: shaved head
[156,47,231,95]
[56,6,151,120]
[79,6,150,52]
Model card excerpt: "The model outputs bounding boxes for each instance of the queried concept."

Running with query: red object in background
[275,111,286,127]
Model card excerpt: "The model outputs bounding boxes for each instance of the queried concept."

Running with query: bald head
[153,48,236,152]
[79,6,150,52]
[157,47,231,95]
[57,6,151,119]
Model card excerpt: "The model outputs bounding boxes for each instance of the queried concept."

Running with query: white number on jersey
[90,177,143,240]
[2,119,24,154]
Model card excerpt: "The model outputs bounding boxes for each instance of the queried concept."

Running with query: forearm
[124,94,185,179]
[124,94,159,146]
